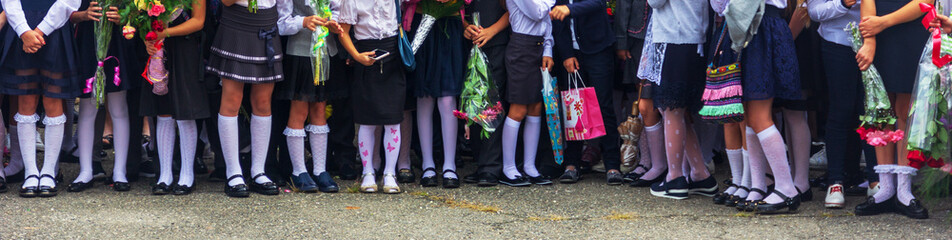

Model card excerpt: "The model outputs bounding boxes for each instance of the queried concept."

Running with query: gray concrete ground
[2,159,951,239]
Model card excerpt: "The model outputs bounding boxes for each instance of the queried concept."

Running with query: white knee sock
[16,114,39,187]
[358,125,377,186]
[783,109,811,191]
[218,114,244,186]
[639,122,667,180]
[725,148,743,194]
[635,131,651,174]
[416,97,437,177]
[5,124,23,177]
[39,114,66,188]
[502,117,522,179]
[177,120,198,187]
[306,125,329,175]
[107,91,130,183]
[746,127,767,201]
[736,149,751,198]
[522,116,542,178]
[437,96,458,179]
[894,166,917,205]
[156,116,175,185]
[250,115,273,184]
[285,127,307,176]
[758,125,798,204]
[73,99,98,184]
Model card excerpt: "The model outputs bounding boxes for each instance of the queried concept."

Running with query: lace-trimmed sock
[285,127,307,176]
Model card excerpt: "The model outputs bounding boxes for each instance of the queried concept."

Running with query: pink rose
[148,4,166,17]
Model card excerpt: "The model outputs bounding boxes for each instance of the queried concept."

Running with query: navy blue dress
[0,0,81,99]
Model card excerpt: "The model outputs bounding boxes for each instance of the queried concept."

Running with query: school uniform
[466,0,511,181]
[740,1,801,101]
[0,0,81,98]
[206,0,286,83]
[615,0,651,99]
[873,0,928,94]
[274,0,348,103]
[140,10,212,120]
[505,0,554,105]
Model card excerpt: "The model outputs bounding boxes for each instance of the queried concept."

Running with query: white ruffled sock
[307,125,329,175]
[285,127,307,176]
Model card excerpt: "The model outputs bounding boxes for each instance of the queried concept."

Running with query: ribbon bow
[84,56,122,94]
[920,3,952,67]
[259,27,278,68]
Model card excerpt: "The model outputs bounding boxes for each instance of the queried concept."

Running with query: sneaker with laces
[825,184,845,208]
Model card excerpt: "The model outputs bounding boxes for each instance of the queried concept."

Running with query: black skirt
[652,44,705,111]
[0,0,80,99]
[351,37,406,125]
[206,5,284,83]
[139,31,211,120]
[874,0,929,94]
[410,16,465,98]
[505,33,545,105]
[275,55,349,102]
[74,18,136,98]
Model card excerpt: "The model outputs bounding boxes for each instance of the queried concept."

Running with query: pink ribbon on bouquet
[920,3,952,67]
[83,56,122,94]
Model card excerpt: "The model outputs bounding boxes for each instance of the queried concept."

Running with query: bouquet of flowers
[407,0,465,54]
[845,22,904,147]
[453,14,504,139]
[120,0,193,95]
[309,0,332,85]
[87,0,121,108]
[906,3,952,171]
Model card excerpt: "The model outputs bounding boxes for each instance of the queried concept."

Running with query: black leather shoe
[224,175,250,198]
[420,168,439,187]
[152,182,171,195]
[442,170,461,189]
[529,175,553,185]
[629,171,665,187]
[67,181,94,192]
[38,174,58,198]
[249,173,280,195]
[854,196,894,216]
[112,181,131,192]
[289,173,319,193]
[713,192,727,205]
[559,169,581,184]
[0,176,7,193]
[499,175,531,187]
[397,169,415,183]
[723,194,741,207]
[895,199,929,219]
[463,173,479,184]
[737,188,766,212]
[752,190,801,214]
[171,184,194,195]
[688,176,718,197]
[312,172,340,193]
[800,187,813,202]
[19,175,39,198]
[623,165,648,182]
[476,172,498,187]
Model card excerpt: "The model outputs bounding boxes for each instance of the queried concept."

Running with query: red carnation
[145,31,158,41]
[909,160,924,169]
[152,20,165,32]
[907,150,927,162]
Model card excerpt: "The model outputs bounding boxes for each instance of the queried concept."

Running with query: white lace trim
[13,114,39,123]
[206,66,283,82]
[306,124,330,134]
[42,115,67,126]
[873,164,896,174]
[210,47,283,62]
[283,128,306,137]
[892,166,918,176]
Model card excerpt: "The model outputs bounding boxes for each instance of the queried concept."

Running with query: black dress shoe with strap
[67,181,94,193]
[112,181,131,192]
[419,168,439,187]
[725,186,748,207]
[476,172,498,187]
[171,183,194,196]
[397,168,415,183]
[442,170,460,189]
[19,175,39,198]
[224,175,250,198]
[38,174,58,198]
[895,199,929,219]
[752,189,801,214]
[249,173,279,195]
[738,188,767,212]
[152,182,171,195]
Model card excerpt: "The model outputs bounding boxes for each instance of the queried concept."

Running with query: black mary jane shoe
[629,171,666,187]
[171,184,194,196]
[19,175,40,198]
[249,173,280,195]
[713,184,737,205]
[152,182,171,195]
[112,181,131,192]
[38,174,59,198]
[854,196,894,216]
[724,187,748,207]
[623,165,649,183]
[67,181,95,193]
[442,170,461,189]
[419,168,439,187]
[224,175,250,198]
[752,189,801,214]
[397,169,416,183]
[737,188,767,212]
[0,176,7,193]
[895,199,929,219]
[529,175,553,185]
[800,187,813,202]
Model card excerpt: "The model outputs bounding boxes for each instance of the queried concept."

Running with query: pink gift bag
[561,72,606,141]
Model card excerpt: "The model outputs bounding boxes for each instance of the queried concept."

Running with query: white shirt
[277,0,340,36]
[807,0,859,46]
[2,0,80,36]
[235,0,277,8]
[767,0,786,9]
[506,0,556,57]
[337,0,398,40]
[648,0,708,44]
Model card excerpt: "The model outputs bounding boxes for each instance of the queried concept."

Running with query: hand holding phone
[371,49,390,61]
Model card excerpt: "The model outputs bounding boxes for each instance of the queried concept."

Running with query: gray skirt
[206,5,284,83]
[505,33,545,105]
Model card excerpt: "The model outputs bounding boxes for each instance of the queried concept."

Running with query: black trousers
[820,40,877,184]
[560,47,621,171]
[467,44,508,178]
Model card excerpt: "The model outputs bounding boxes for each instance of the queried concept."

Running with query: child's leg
[747,99,798,204]
[522,102,543,177]
[436,96,458,179]
[782,109,811,191]
[660,108,687,181]
[176,119,198,187]
[156,116,175,186]
[382,123,401,187]
[639,99,667,180]
[682,121,709,181]
[286,100,310,176]
[357,125,377,187]
[219,79,246,186]
[5,121,22,177]
[307,102,329,175]
[416,97,437,177]
[73,98,98,184]
[724,122,744,195]
[502,104,528,179]
[106,91,130,183]
[38,96,65,188]
[250,83,274,184]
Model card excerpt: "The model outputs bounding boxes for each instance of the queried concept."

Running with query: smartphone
[371,49,390,61]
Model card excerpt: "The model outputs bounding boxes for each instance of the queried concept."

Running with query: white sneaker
[867,183,880,197]
[825,184,845,208]
[809,146,827,169]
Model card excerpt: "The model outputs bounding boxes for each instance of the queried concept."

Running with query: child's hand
[856,43,875,71]
[107,6,121,24]
[859,16,888,38]
[473,26,499,47]
[84,1,104,22]
[549,5,570,21]
[931,14,952,34]
[20,30,45,53]
[325,20,344,34]
[542,56,554,71]
[355,51,377,66]
[303,16,327,31]
[464,24,481,40]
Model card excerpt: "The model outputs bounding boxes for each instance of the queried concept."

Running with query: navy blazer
[552,0,616,59]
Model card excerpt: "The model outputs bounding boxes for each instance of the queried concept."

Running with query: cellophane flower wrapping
[310,0,331,85]
[92,0,115,108]
[845,22,903,146]
[455,18,504,139]
[907,28,952,164]
[410,0,462,53]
